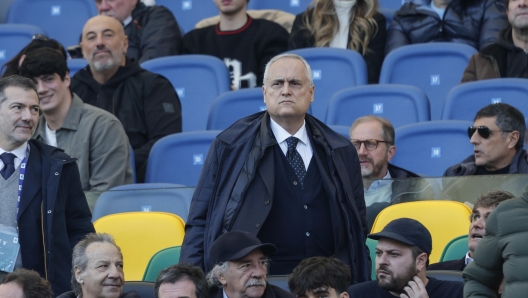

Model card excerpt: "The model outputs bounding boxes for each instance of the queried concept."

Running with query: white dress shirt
[270,117,313,171]
[0,142,29,171]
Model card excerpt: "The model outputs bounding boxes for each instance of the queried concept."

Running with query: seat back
[440,234,468,262]
[0,24,45,65]
[325,85,430,128]
[442,78,528,120]
[371,201,472,263]
[426,270,464,282]
[267,275,290,292]
[379,0,405,10]
[141,55,230,131]
[247,0,312,15]
[366,238,378,280]
[94,212,185,281]
[145,131,221,185]
[123,281,155,298]
[328,125,350,139]
[286,48,368,119]
[391,120,474,177]
[92,183,194,222]
[6,0,97,47]
[155,0,219,33]
[67,58,87,77]
[380,43,476,120]
[143,246,181,282]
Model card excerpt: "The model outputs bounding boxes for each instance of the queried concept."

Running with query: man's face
[34,73,71,114]
[81,16,128,73]
[470,116,515,171]
[298,287,349,298]
[263,58,314,126]
[0,282,24,298]
[158,279,197,298]
[350,121,395,179]
[468,206,495,257]
[0,86,40,151]
[375,238,419,294]
[77,242,124,298]
[507,0,528,30]
[96,0,137,22]
[218,250,268,298]
[213,0,247,16]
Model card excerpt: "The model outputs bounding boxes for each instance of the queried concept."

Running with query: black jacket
[289,10,386,84]
[209,284,293,298]
[428,257,466,271]
[443,149,528,176]
[387,0,508,54]
[70,58,182,177]
[125,1,182,63]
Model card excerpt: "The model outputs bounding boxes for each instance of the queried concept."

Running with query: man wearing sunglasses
[444,103,527,176]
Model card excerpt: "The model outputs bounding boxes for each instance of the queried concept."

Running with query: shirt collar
[123,15,133,27]
[365,170,392,191]
[465,251,474,265]
[269,117,308,146]
[0,142,28,160]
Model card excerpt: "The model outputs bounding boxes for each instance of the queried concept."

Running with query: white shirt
[429,0,446,18]
[0,142,28,171]
[270,117,313,171]
[123,16,133,27]
[45,122,58,147]
[465,251,474,265]
[329,0,357,49]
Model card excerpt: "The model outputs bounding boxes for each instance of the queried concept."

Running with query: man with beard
[348,218,463,298]
[206,231,293,298]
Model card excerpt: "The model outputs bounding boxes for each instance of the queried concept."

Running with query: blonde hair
[303,0,378,55]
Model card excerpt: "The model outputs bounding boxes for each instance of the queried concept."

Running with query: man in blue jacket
[0,75,94,296]
[180,53,370,283]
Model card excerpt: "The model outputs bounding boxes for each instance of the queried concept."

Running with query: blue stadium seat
[442,78,528,121]
[145,131,221,186]
[67,58,87,76]
[247,0,311,15]
[92,183,194,222]
[379,8,395,29]
[141,55,231,131]
[129,143,136,183]
[286,48,368,120]
[379,0,405,10]
[328,125,350,139]
[379,43,477,120]
[0,24,45,65]
[391,121,474,177]
[6,0,97,47]
[155,0,219,33]
[325,84,430,128]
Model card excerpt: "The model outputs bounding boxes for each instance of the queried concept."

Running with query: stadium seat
[155,0,219,33]
[379,0,405,10]
[391,120,474,177]
[325,84,430,128]
[379,8,395,29]
[129,143,136,183]
[92,183,194,222]
[94,212,185,281]
[123,281,155,298]
[286,48,368,120]
[379,42,477,120]
[141,55,231,131]
[6,0,97,47]
[426,270,464,282]
[143,246,181,282]
[145,131,221,186]
[267,276,290,291]
[366,238,378,280]
[328,125,350,139]
[439,234,468,262]
[442,78,528,121]
[247,0,311,15]
[0,24,46,65]
[371,201,472,263]
[67,58,87,77]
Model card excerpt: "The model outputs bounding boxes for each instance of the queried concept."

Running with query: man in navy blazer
[0,75,94,296]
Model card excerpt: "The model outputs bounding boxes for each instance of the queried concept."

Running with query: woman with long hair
[289,0,386,84]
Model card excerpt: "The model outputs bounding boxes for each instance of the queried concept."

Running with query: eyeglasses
[467,126,513,139]
[350,139,390,151]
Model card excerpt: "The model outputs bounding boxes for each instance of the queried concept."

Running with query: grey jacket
[34,93,133,191]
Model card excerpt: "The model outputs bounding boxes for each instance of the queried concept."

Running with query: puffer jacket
[386,0,508,54]
[463,185,528,297]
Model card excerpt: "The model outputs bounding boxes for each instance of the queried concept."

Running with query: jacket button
[264,200,270,205]
[256,223,261,228]
[47,210,52,214]
[293,181,298,185]
[55,172,59,175]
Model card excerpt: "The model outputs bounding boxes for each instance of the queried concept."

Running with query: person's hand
[400,276,429,298]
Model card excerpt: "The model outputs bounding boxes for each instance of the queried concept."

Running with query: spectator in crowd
[288,257,351,298]
[58,233,140,298]
[0,75,94,295]
[181,0,289,90]
[462,0,528,82]
[444,103,527,176]
[289,0,386,84]
[386,0,508,55]
[0,268,53,298]
[154,264,208,298]
[180,53,370,281]
[206,231,293,298]
[20,48,133,192]
[428,190,514,271]
[95,0,182,63]
[348,218,464,298]
[463,186,527,297]
[71,15,182,181]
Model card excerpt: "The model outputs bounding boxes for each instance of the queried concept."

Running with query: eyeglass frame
[350,139,391,151]
[467,126,513,139]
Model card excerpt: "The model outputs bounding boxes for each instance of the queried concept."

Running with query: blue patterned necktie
[0,153,16,180]
[286,137,307,188]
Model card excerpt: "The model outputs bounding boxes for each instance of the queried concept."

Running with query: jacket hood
[72,57,145,89]
[495,26,516,51]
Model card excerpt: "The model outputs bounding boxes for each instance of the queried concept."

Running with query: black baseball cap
[209,231,276,267]
[368,218,432,255]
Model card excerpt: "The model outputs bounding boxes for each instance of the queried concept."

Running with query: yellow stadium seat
[371,201,471,263]
[94,212,185,281]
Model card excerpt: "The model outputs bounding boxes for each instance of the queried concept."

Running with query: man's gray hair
[71,233,122,296]
[263,53,313,86]
[0,75,38,106]
[206,262,229,288]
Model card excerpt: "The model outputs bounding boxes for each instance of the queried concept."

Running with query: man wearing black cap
[206,231,293,298]
[347,218,463,298]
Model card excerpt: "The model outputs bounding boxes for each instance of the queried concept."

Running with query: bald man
[70,15,182,181]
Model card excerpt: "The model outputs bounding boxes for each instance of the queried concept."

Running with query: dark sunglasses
[467,126,513,139]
